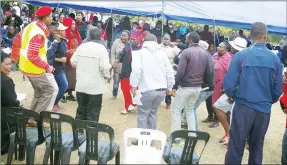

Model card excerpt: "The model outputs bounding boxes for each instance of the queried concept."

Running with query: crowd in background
[1,3,287,165]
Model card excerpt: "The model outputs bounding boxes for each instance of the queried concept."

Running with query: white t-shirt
[13,6,21,16]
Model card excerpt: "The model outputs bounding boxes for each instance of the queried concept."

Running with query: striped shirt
[11,20,50,76]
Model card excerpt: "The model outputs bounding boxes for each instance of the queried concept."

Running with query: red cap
[36,6,52,18]
[130,32,142,41]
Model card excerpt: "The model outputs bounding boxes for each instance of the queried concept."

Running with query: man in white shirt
[161,33,181,109]
[130,33,175,130]
[71,28,111,122]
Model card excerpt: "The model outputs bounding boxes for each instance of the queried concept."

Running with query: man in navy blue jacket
[224,22,283,164]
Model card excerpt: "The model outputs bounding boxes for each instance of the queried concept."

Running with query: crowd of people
[1,4,287,165]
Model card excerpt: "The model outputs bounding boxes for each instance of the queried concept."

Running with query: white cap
[13,2,18,5]
[229,37,247,51]
[58,23,68,31]
[198,40,209,51]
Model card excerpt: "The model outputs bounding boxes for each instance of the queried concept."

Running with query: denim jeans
[182,91,213,130]
[282,128,287,165]
[165,95,171,105]
[54,72,68,105]
[112,72,120,97]
[171,87,201,133]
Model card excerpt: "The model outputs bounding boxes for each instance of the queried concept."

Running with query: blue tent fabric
[24,1,287,35]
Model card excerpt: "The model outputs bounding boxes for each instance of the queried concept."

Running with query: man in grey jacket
[170,32,212,133]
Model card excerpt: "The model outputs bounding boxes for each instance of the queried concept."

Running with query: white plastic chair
[123,128,167,164]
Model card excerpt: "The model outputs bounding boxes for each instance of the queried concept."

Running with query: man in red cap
[11,6,55,115]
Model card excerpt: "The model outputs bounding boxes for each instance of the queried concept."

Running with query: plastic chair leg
[6,140,15,165]
[84,158,90,165]
[61,147,72,164]
[18,145,25,161]
[115,151,120,165]
[26,142,37,165]
[54,150,61,165]
[43,143,51,165]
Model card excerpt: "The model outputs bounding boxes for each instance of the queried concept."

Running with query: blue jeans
[112,72,120,97]
[54,72,68,105]
[165,95,171,105]
[182,91,213,130]
[283,128,287,165]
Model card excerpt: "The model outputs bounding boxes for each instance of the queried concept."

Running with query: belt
[155,88,166,91]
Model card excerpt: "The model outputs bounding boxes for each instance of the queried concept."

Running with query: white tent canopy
[24,1,287,35]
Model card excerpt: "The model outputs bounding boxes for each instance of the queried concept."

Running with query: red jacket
[280,82,287,128]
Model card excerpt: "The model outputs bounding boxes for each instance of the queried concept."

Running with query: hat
[58,23,68,31]
[130,32,141,41]
[198,40,209,51]
[13,2,18,6]
[36,6,52,18]
[228,37,247,51]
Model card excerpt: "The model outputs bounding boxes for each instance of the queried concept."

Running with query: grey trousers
[137,90,166,130]
[28,73,54,113]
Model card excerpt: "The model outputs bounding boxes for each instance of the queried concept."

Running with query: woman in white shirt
[161,33,180,109]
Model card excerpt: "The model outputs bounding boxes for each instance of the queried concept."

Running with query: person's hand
[46,65,55,73]
[67,49,75,54]
[227,98,234,104]
[171,89,177,97]
[113,60,119,67]
[131,87,137,97]
[166,89,173,96]
[53,33,61,42]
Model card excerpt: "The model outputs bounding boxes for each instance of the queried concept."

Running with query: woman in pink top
[210,42,232,129]
[212,42,232,105]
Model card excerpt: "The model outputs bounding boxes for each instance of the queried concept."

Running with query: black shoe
[132,140,138,145]
[61,96,67,103]
[202,116,214,123]
[66,94,76,101]
[209,121,219,128]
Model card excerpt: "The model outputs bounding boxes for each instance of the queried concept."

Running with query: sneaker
[127,105,135,112]
[209,121,219,128]
[166,104,171,110]
[219,134,229,145]
[66,94,76,101]
[202,116,214,123]
[61,96,67,103]
[121,110,128,115]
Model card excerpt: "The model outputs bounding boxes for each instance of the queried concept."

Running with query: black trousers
[75,92,103,122]
[225,102,270,164]
[205,95,217,120]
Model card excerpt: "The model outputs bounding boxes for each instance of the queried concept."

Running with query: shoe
[166,104,171,110]
[219,134,229,145]
[208,121,219,128]
[132,140,138,145]
[66,94,76,101]
[110,96,117,100]
[121,110,128,115]
[61,96,67,103]
[202,116,214,123]
[127,105,135,112]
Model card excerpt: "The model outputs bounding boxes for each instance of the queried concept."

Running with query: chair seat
[46,132,86,148]
[166,146,199,164]
[10,128,39,142]
[79,140,119,160]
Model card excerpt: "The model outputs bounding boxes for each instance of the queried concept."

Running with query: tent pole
[213,15,216,48]
[161,0,164,40]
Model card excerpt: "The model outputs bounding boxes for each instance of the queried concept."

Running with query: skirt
[65,64,76,90]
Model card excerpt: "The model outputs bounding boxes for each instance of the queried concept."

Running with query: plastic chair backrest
[170,130,210,164]
[4,107,44,145]
[123,128,167,164]
[74,119,115,160]
[40,111,76,150]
